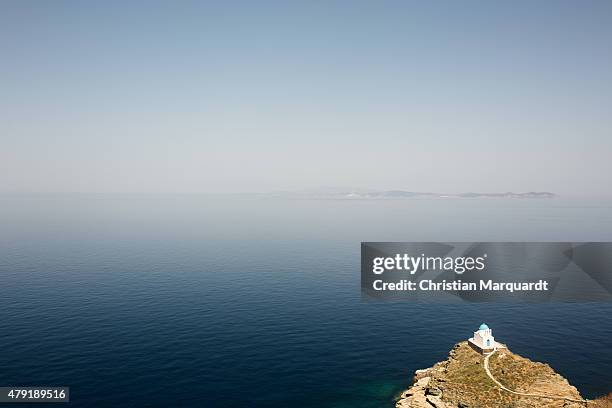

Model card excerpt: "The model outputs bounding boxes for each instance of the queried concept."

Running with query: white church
[468,323,503,354]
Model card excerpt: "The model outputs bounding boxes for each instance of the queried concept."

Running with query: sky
[1,1,611,195]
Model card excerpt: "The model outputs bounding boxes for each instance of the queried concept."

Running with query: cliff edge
[396,341,586,408]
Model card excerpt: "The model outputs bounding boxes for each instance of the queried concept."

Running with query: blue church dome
[479,323,489,330]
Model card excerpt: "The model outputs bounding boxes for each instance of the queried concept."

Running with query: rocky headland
[396,341,587,408]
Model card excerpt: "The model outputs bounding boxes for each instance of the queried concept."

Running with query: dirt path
[483,350,589,405]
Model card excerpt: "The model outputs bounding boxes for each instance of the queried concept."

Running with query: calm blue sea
[1,195,611,407]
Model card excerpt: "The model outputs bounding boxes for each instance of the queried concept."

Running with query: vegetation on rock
[396,341,587,408]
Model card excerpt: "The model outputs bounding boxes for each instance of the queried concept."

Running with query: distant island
[265,189,556,200]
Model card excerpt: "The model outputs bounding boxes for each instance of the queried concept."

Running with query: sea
[1,194,611,407]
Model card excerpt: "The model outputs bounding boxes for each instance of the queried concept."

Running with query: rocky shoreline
[396,342,585,408]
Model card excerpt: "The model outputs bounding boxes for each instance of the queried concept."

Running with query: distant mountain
[267,189,556,200]
[456,191,556,199]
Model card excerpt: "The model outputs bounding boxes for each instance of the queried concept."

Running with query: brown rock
[395,341,587,408]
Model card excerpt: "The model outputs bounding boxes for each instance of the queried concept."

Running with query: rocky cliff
[396,341,585,408]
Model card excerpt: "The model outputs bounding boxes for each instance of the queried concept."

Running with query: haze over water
[1,194,611,407]
[2,2,612,406]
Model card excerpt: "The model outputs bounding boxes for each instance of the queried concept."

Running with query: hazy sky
[1,1,611,195]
